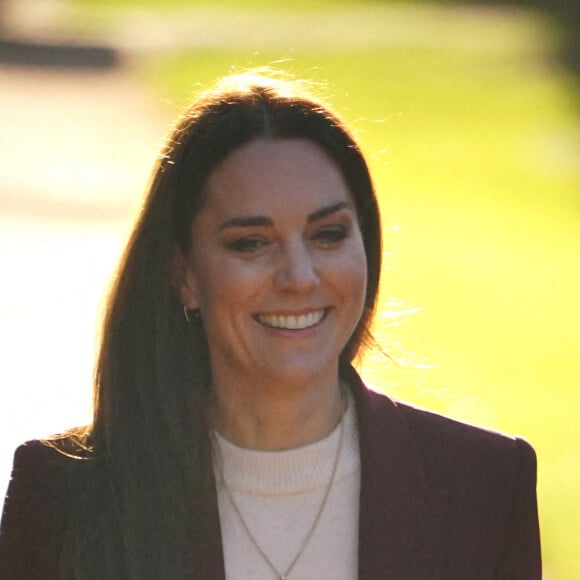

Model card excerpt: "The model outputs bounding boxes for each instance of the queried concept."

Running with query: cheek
[333,246,368,299]
[347,263,368,312]
[193,258,265,312]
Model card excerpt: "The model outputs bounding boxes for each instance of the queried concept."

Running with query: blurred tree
[421,0,580,75]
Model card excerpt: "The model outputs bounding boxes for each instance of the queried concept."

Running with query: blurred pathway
[0,67,166,217]
[0,64,168,492]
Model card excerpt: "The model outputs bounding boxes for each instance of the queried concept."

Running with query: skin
[178,138,367,450]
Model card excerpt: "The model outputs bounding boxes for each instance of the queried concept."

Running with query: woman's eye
[314,225,348,244]
[226,236,268,253]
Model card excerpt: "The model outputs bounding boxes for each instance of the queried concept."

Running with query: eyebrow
[307,201,350,223]
[217,201,351,231]
[218,215,272,230]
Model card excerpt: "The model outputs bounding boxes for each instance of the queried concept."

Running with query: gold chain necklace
[217,398,346,580]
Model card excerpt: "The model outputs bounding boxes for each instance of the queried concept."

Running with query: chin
[257,357,339,385]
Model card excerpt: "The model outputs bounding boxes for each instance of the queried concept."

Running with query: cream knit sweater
[213,397,360,580]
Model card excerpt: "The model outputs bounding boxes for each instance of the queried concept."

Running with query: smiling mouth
[255,309,327,330]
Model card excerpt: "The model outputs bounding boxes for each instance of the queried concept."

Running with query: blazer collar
[346,365,448,580]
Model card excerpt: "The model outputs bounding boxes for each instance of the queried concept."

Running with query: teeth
[257,310,325,330]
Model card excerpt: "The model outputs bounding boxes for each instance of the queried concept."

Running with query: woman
[0,72,541,579]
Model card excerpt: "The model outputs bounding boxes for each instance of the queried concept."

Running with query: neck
[211,369,344,451]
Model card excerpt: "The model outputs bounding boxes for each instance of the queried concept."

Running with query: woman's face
[180,138,367,389]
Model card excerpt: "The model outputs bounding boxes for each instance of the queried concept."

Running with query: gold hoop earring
[183,305,200,323]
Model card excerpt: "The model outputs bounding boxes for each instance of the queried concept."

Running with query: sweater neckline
[213,391,360,497]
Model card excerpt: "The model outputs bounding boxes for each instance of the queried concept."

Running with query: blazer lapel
[348,366,448,580]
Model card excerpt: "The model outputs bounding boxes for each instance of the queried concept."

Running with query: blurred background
[0,0,578,577]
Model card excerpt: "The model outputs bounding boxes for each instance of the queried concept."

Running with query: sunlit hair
[58,70,382,579]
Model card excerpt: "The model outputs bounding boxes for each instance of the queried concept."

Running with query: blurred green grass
[71,1,580,577]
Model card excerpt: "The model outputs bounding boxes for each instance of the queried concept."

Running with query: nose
[274,240,319,293]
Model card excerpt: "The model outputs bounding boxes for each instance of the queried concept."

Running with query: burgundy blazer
[0,366,541,579]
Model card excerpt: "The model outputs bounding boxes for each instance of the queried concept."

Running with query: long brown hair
[61,71,382,579]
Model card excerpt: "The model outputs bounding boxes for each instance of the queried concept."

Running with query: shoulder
[2,439,76,524]
[11,438,73,471]
[394,396,535,460]
[367,384,536,480]
[2,434,97,531]
[0,439,78,578]
[8,437,87,493]
[393,397,536,488]
[352,374,537,501]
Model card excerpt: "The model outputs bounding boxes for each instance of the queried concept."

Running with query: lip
[253,308,329,331]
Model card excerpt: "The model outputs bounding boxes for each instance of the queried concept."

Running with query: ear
[170,246,199,310]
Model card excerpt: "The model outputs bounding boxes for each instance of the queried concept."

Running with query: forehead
[200,138,353,217]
